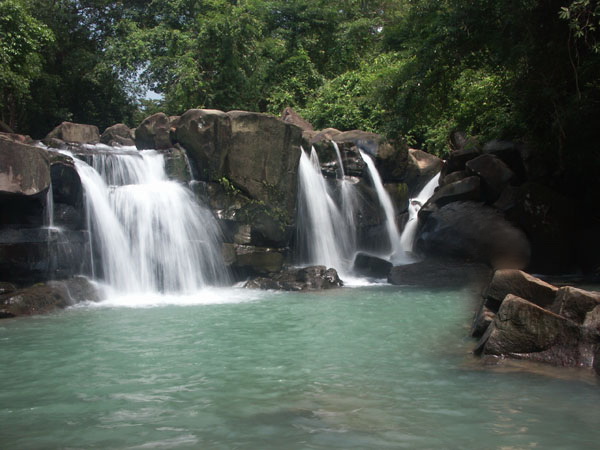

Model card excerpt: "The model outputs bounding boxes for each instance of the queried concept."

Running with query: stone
[0,132,33,144]
[0,140,50,196]
[100,123,135,146]
[353,252,393,278]
[223,243,285,277]
[583,305,600,331]
[281,107,314,131]
[482,140,527,182]
[404,148,443,195]
[465,154,515,203]
[226,111,302,225]
[0,282,16,295]
[476,294,599,371]
[439,170,468,187]
[174,109,231,180]
[388,259,492,288]
[135,112,172,150]
[49,153,84,229]
[46,122,100,144]
[484,269,558,312]
[415,202,531,270]
[418,176,482,220]
[162,145,192,183]
[245,265,343,291]
[441,147,481,177]
[58,276,103,303]
[551,286,600,324]
[0,282,71,317]
[471,305,495,338]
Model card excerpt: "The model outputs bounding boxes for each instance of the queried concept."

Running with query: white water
[359,150,408,264]
[297,147,355,275]
[73,146,228,294]
[399,172,440,255]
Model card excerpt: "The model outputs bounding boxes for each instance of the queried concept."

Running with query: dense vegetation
[2,0,599,189]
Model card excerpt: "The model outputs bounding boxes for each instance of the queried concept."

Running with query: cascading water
[296,147,356,275]
[73,145,228,293]
[359,150,408,264]
[399,172,440,256]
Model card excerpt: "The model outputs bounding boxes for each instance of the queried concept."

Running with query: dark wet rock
[482,140,527,182]
[174,109,231,180]
[0,282,16,295]
[415,202,531,270]
[551,286,600,324]
[281,107,313,131]
[484,269,558,312]
[465,154,515,203]
[471,305,495,338]
[353,252,393,278]
[0,228,91,284]
[100,123,135,146]
[0,276,101,318]
[223,243,286,277]
[439,170,468,187]
[419,176,482,220]
[135,112,172,150]
[475,294,600,372]
[162,145,192,183]
[245,265,343,291]
[388,259,492,288]
[49,153,84,229]
[441,147,481,178]
[46,122,100,144]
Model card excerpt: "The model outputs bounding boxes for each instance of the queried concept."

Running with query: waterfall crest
[74,146,228,293]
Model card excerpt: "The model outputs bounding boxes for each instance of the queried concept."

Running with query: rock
[441,147,481,177]
[404,148,443,195]
[0,140,50,196]
[551,286,600,324]
[0,228,91,284]
[46,122,100,144]
[484,269,558,312]
[334,130,406,180]
[0,132,33,144]
[439,170,468,187]
[475,294,599,371]
[135,112,172,150]
[0,282,71,317]
[418,176,482,220]
[49,153,84,229]
[465,154,515,203]
[415,202,531,270]
[495,182,577,274]
[281,107,313,131]
[353,252,393,278]
[223,243,285,277]
[0,282,16,295]
[471,305,495,338]
[245,265,343,291]
[583,305,600,331]
[226,111,302,225]
[100,123,135,146]
[174,109,231,180]
[482,140,527,182]
[162,145,192,183]
[0,276,101,318]
[388,259,492,288]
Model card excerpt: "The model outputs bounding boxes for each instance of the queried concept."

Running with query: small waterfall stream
[73,146,228,293]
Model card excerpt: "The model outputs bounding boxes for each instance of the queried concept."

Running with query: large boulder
[482,140,527,182]
[415,202,531,269]
[484,269,558,312]
[135,112,173,150]
[225,111,302,225]
[551,286,600,324]
[403,148,443,195]
[281,107,313,131]
[353,252,393,278]
[465,154,515,203]
[223,243,286,278]
[100,123,135,147]
[0,140,50,197]
[475,294,599,371]
[45,122,100,144]
[244,265,343,291]
[418,176,482,220]
[441,147,481,178]
[174,109,231,180]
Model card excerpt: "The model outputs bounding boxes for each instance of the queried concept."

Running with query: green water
[1,285,599,449]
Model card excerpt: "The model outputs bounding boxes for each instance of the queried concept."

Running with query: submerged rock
[244,265,343,291]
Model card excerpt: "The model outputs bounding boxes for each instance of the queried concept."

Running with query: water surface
[1,286,599,449]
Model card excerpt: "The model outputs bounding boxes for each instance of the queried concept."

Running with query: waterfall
[399,173,440,256]
[73,146,228,293]
[296,147,356,275]
[359,150,408,264]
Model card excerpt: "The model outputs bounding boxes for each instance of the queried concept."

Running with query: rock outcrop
[45,122,100,144]
[244,265,343,291]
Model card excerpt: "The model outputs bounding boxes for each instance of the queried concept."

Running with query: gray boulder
[551,286,600,324]
[465,154,515,203]
[484,269,558,312]
[0,140,50,196]
[353,252,393,278]
[135,112,173,150]
[245,265,343,291]
[281,107,314,131]
[404,148,443,195]
[45,121,100,144]
[100,123,135,146]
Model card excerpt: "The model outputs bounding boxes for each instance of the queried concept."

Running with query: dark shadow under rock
[244,265,343,291]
